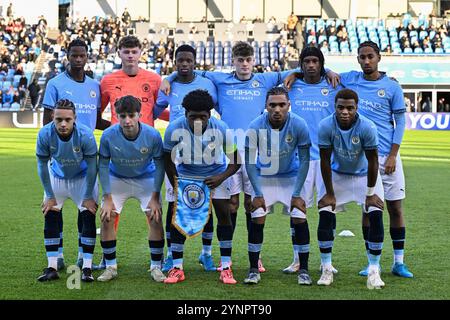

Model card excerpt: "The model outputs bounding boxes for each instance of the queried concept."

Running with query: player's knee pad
[166,202,174,231]
[293,220,310,244]
[216,224,233,241]
[368,210,384,243]
[81,210,96,237]
[203,214,214,233]
[77,209,83,233]
[57,209,63,231]
[44,210,61,238]
[248,222,264,244]
[170,225,186,244]
[318,211,335,241]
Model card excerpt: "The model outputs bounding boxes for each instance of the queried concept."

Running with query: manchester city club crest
[285,134,293,143]
[90,90,97,98]
[251,80,260,88]
[351,136,360,145]
[73,146,81,153]
[378,89,386,97]
[140,147,149,154]
[183,183,206,209]
[321,88,329,96]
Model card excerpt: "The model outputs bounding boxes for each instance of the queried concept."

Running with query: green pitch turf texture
[0,128,449,300]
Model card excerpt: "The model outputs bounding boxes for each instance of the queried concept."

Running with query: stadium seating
[306,15,450,55]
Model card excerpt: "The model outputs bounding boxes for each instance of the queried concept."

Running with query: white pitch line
[402,156,450,163]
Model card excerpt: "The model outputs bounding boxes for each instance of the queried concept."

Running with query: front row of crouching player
[36,88,389,289]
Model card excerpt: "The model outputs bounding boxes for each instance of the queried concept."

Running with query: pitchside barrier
[1,110,449,130]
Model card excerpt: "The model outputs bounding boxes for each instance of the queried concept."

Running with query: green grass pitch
[0,128,449,300]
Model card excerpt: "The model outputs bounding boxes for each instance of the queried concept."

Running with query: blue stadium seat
[341,47,350,54]
[424,47,433,54]
[318,35,327,44]
[435,47,444,54]
[419,31,428,40]
[429,31,436,40]
[414,47,424,54]
[393,47,402,54]
[403,47,413,53]
[307,35,316,44]
[320,47,329,55]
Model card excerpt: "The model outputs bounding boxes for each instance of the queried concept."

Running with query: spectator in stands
[421,96,431,112]
[252,16,263,23]
[382,44,392,55]
[3,86,13,107]
[6,3,13,18]
[10,89,20,110]
[396,23,407,34]
[437,98,445,112]
[201,16,207,23]
[271,60,281,72]
[268,16,277,24]
[27,78,40,110]
[432,33,442,49]
[85,65,94,78]
[287,12,298,39]
[46,67,59,83]
[327,21,337,36]
[0,89,3,108]
[240,16,247,23]
[19,73,27,89]
[336,26,348,43]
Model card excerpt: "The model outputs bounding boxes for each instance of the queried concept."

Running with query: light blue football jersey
[99,123,163,179]
[164,116,235,178]
[318,113,378,176]
[43,72,101,131]
[339,71,406,156]
[155,74,217,122]
[246,112,311,177]
[36,122,97,179]
[288,77,342,160]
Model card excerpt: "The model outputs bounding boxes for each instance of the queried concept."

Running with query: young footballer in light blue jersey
[36,99,98,282]
[42,39,110,271]
[338,42,412,278]
[244,87,311,285]
[317,88,386,289]
[283,47,342,274]
[163,89,240,285]
[154,45,219,272]
[97,95,166,283]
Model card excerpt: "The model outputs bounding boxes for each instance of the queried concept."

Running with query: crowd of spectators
[0,3,46,110]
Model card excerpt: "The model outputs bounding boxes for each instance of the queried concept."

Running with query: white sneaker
[282,261,300,274]
[317,267,334,286]
[367,269,385,290]
[320,264,338,274]
[97,266,118,282]
[150,266,167,282]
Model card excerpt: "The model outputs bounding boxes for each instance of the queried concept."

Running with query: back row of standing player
[36,35,413,286]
